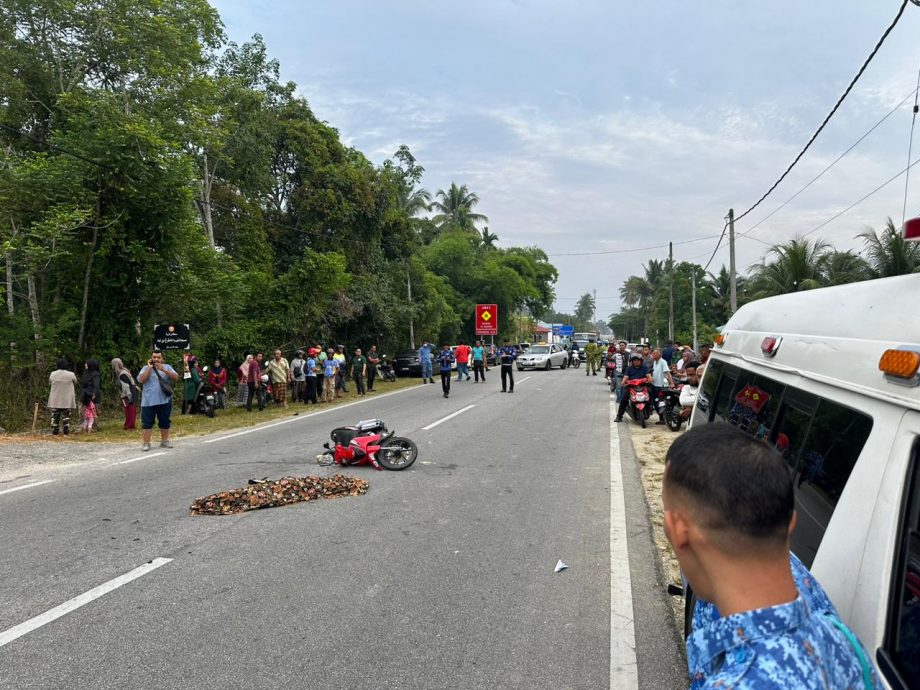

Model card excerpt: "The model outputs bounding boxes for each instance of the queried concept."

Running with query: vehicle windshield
[528,346,550,354]
[574,340,588,349]
[397,350,418,358]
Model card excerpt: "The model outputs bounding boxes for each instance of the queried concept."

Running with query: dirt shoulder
[625,421,684,629]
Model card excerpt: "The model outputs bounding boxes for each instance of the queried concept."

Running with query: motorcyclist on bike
[678,361,701,419]
[614,353,651,422]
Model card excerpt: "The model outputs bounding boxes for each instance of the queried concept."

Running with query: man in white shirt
[678,361,700,419]
[651,348,674,425]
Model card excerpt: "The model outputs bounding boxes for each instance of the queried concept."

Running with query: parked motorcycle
[189,377,217,417]
[655,387,685,432]
[317,419,418,471]
[624,377,652,428]
[378,355,397,382]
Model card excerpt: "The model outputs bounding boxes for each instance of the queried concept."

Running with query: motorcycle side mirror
[202,365,209,372]
[323,442,330,449]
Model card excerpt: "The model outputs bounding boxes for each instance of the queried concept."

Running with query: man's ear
[787,510,798,538]
[663,508,691,552]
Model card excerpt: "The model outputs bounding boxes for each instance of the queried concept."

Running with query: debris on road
[554,560,568,573]
[190,474,369,515]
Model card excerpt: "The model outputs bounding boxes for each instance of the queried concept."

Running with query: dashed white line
[0,480,55,496]
[422,404,476,431]
[0,557,173,649]
[203,383,423,444]
[116,451,166,466]
[609,399,638,688]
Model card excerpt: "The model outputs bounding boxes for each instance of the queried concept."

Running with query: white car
[516,344,568,371]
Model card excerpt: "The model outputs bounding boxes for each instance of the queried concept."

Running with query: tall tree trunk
[26,272,44,368]
[196,153,223,327]
[77,223,99,351]
[4,249,13,316]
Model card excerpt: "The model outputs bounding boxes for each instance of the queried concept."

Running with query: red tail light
[905,217,920,242]
[761,336,781,357]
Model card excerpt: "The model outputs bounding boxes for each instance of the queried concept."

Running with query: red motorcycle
[624,378,652,429]
[318,419,418,471]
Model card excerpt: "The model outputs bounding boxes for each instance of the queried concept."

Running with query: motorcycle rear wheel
[666,412,683,432]
[638,409,646,429]
[377,437,418,470]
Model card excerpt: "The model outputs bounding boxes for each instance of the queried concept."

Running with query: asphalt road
[0,367,687,689]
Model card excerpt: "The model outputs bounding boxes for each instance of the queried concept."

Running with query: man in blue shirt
[419,341,434,384]
[137,350,179,451]
[498,338,517,393]
[663,424,881,690]
[614,353,650,422]
[437,344,454,398]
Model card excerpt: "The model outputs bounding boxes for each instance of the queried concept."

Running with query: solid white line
[203,383,423,444]
[422,404,476,431]
[609,400,638,689]
[0,480,55,496]
[0,557,172,649]
[116,451,166,466]
[515,376,532,385]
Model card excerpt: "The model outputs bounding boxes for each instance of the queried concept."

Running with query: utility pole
[592,288,597,329]
[407,268,415,350]
[668,241,674,342]
[728,208,738,314]
[691,273,698,354]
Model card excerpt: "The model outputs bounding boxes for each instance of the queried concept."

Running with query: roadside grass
[21,376,421,444]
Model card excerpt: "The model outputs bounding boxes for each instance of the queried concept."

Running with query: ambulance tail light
[761,336,781,357]
[904,217,920,242]
[879,349,920,385]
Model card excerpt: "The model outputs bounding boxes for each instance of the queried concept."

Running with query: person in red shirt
[455,341,472,382]
[207,358,228,409]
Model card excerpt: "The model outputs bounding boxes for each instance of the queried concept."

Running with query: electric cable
[738,84,920,239]
[701,222,729,272]
[901,63,920,226]
[734,0,911,224]
[545,233,722,258]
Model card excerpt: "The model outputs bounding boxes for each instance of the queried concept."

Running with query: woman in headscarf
[111,358,139,430]
[208,357,228,409]
[236,354,253,407]
[80,358,102,430]
[182,355,202,414]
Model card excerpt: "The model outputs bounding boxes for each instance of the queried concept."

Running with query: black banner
[153,323,191,351]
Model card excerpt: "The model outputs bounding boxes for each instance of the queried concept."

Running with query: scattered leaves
[190,474,369,515]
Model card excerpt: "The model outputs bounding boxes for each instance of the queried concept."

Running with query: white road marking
[515,376,532,385]
[0,480,55,496]
[0,557,172,649]
[422,404,476,431]
[116,451,166,466]
[203,384,422,444]
[609,400,639,689]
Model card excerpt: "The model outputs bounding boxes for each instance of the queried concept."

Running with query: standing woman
[182,355,201,414]
[111,358,139,430]
[236,354,252,407]
[81,358,102,408]
[208,358,228,409]
[47,358,78,435]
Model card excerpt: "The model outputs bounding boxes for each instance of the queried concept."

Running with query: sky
[211,0,920,319]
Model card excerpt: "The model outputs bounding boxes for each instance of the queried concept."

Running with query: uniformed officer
[498,338,517,393]
[584,339,599,376]
[663,424,882,690]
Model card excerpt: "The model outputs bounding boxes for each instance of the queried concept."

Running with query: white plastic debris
[554,560,568,573]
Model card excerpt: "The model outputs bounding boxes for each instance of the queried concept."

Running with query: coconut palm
[430,182,488,231]
[397,186,431,217]
[619,274,656,337]
[824,250,871,286]
[748,236,831,299]
[857,218,920,277]
[479,226,499,249]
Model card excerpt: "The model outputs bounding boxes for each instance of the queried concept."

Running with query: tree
[479,226,499,249]
[747,237,831,299]
[857,218,919,277]
[573,292,595,330]
[430,182,488,232]
[824,250,871,286]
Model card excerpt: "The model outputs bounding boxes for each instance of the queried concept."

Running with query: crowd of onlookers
[44,343,389,447]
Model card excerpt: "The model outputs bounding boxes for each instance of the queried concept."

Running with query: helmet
[261,374,269,383]
[629,353,643,362]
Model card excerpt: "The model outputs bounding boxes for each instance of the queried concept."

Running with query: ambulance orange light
[714,334,725,346]
[879,349,920,380]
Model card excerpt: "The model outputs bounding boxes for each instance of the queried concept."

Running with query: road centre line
[203,383,423,444]
[609,399,639,688]
[0,557,172,649]
[0,479,55,497]
[515,376,532,385]
[116,451,166,466]
[422,404,476,431]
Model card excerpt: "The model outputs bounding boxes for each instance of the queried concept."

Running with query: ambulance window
[712,367,739,422]
[695,359,722,418]
[751,375,784,437]
[881,440,920,688]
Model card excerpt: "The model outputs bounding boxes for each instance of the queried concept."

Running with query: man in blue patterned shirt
[663,424,881,689]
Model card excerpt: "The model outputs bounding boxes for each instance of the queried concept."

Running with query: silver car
[516,344,569,371]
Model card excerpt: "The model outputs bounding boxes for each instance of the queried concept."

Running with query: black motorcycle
[378,355,397,382]
[190,379,217,418]
[656,387,684,432]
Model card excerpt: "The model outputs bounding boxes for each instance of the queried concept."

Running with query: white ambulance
[689,271,920,689]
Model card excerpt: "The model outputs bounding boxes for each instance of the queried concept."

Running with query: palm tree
[430,182,488,231]
[857,218,920,277]
[748,236,831,299]
[619,275,656,337]
[824,250,871,286]
[397,186,431,217]
[479,226,499,249]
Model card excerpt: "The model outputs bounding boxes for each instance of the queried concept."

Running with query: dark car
[394,349,422,376]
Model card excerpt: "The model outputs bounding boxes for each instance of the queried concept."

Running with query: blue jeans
[421,361,432,380]
[457,362,469,380]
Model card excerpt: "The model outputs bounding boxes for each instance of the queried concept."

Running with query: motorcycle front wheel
[666,411,683,432]
[377,437,418,470]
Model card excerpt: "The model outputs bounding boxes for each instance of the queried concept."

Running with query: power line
[802,155,920,238]
[734,0,911,224]
[738,84,920,239]
[902,63,920,226]
[701,222,729,272]
[545,233,721,258]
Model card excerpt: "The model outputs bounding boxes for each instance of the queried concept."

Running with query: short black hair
[686,361,700,369]
[665,423,793,547]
